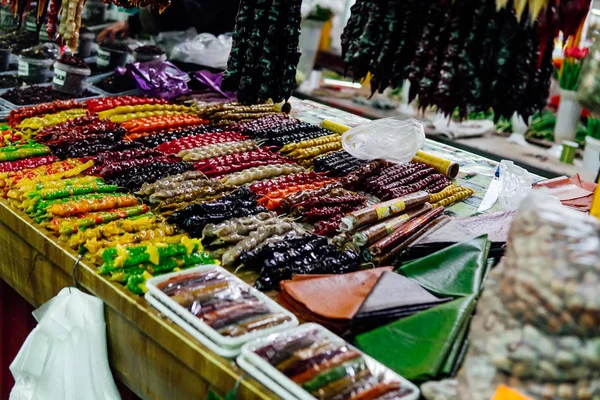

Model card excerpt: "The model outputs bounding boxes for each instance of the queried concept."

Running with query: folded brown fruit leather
[280,267,393,320]
[357,271,448,314]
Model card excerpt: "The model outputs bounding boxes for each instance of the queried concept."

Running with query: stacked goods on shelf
[341,0,591,120]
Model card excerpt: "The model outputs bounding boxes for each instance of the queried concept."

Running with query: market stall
[0,0,598,397]
[0,92,504,399]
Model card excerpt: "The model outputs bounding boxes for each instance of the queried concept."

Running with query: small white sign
[18,60,28,77]
[97,48,110,67]
[53,68,67,86]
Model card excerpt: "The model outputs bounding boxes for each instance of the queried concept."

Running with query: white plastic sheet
[10,288,120,400]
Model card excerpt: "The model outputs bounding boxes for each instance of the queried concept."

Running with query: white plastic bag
[341,118,425,164]
[10,288,121,400]
[497,160,534,210]
[170,33,233,70]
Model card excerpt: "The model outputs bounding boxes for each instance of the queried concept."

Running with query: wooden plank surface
[0,199,277,400]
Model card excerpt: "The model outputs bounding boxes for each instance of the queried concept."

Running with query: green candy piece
[301,357,366,393]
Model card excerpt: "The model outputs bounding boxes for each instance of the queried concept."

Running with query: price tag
[53,68,67,86]
[97,48,110,67]
[18,60,29,77]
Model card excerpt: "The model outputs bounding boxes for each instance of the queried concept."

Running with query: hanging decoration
[341,0,591,120]
[222,0,303,105]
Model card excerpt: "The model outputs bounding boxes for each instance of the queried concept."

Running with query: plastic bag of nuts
[422,192,600,400]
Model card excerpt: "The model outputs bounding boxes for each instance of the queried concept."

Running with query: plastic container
[0,48,10,71]
[77,31,96,58]
[52,61,91,95]
[145,265,298,357]
[240,324,420,400]
[584,135,600,172]
[18,56,54,83]
[554,89,582,142]
[97,46,129,70]
[133,50,166,63]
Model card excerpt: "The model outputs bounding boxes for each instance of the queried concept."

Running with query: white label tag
[18,60,28,77]
[53,68,67,86]
[97,48,110,67]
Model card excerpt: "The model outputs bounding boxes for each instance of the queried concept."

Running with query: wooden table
[0,200,277,400]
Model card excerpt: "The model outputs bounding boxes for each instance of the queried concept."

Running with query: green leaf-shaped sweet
[398,235,490,298]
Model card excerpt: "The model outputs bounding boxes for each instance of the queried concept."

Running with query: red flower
[564,46,589,59]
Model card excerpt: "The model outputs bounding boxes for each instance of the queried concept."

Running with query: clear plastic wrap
[341,118,425,164]
[423,192,600,400]
[155,268,290,336]
[498,160,534,210]
[242,324,419,400]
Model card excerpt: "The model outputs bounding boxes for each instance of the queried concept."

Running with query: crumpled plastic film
[10,287,121,400]
[341,118,425,164]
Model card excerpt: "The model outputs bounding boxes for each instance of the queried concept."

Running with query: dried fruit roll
[432,187,474,208]
[428,184,460,202]
[370,215,451,266]
[279,134,341,153]
[51,204,150,236]
[178,140,257,161]
[368,206,445,257]
[287,141,342,160]
[352,203,433,247]
[412,150,459,178]
[340,191,430,232]
[46,193,140,217]
[219,164,305,186]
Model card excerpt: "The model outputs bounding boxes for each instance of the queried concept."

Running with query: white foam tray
[240,323,420,400]
[145,264,298,353]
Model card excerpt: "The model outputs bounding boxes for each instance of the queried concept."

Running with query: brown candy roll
[368,206,445,257]
[353,203,433,247]
[413,151,459,178]
[371,215,451,266]
[341,160,385,190]
[279,182,343,211]
[340,191,430,232]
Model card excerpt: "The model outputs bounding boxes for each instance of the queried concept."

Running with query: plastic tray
[145,265,299,350]
[145,292,240,358]
[240,323,420,400]
[0,82,103,110]
[236,354,298,400]
[88,72,141,97]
